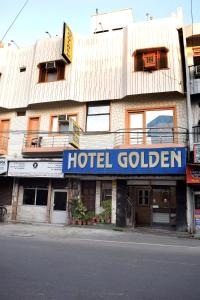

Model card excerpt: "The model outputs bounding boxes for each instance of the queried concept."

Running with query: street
[0,224,199,300]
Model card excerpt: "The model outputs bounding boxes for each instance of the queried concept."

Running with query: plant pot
[78,220,83,225]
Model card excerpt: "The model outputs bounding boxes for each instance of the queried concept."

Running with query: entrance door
[135,187,151,225]
[52,190,68,224]
[152,188,170,224]
[27,117,40,147]
[81,181,96,211]
[0,119,10,150]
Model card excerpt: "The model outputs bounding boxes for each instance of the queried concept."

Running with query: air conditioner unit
[45,61,56,70]
[194,65,200,79]
[58,114,67,121]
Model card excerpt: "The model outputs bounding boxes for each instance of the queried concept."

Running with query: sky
[0,0,200,48]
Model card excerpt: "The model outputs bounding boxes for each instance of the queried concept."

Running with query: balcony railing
[114,127,188,147]
[22,133,74,153]
[189,65,200,94]
[193,126,200,143]
[22,127,188,155]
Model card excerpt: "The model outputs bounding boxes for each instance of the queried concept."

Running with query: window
[20,67,26,72]
[17,111,26,117]
[38,60,65,83]
[86,103,110,131]
[0,119,10,151]
[134,47,168,71]
[23,188,48,206]
[138,189,150,206]
[101,181,112,204]
[128,108,174,144]
[50,114,77,133]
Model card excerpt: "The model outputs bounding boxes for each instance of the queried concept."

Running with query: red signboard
[186,165,200,184]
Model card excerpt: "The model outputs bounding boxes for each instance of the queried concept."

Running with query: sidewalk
[0,222,193,242]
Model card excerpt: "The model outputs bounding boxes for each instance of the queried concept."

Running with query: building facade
[0,8,189,230]
[185,23,200,233]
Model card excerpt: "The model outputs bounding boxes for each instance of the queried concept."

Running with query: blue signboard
[62,147,186,175]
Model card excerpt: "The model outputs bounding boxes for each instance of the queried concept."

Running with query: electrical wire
[1,0,30,42]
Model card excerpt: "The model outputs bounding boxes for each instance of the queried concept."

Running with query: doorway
[127,185,176,227]
[51,190,68,224]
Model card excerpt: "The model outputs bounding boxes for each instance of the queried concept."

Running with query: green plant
[73,200,87,221]
[101,199,111,222]
[85,211,95,222]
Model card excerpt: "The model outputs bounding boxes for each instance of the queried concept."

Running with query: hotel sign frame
[63,147,186,175]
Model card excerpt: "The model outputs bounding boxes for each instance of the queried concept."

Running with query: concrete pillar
[187,185,194,233]
[95,180,101,215]
[116,180,127,227]
[11,178,19,222]
[47,179,52,223]
[111,180,117,224]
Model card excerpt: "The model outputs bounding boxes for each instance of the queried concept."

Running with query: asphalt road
[0,226,200,300]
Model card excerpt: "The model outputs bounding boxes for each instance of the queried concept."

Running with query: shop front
[63,147,187,229]
[186,164,200,233]
[8,160,69,224]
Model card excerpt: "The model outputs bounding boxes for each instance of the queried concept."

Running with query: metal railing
[189,65,200,94]
[23,133,73,149]
[114,127,188,147]
[193,126,200,143]
[22,127,188,152]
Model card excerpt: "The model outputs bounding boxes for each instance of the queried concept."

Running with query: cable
[1,0,30,42]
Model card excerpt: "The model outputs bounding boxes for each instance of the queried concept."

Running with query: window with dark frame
[134,47,168,71]
[20,67,26,72]
[38,60,65,83]
[138,189,150,206]
[86,103,110,132]
[23,188,48,206]
[50,114,77,133]
[101,181,112,205]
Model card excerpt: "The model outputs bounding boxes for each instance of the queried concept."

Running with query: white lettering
[149,151,159,168]
[129,152,140,168]
[68,153,77,169]
[141,152,149,168]
[87,152,96,168]
[105,152,113,168]
[118,152,128,168]
[171,151,182,168]
[78,153,88,168]
[97,152,105,168]
[161,151,170,167]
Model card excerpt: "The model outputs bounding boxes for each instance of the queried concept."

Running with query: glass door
[129,113,144,144]
[51,190,68,224]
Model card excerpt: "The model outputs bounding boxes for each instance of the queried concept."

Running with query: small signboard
[8,161,63,178]
[62,22,73,64]
[186,165,200,184]
[194,144,200,163]
[0,159,7,174]
[194,209,200,230]
[68,119,80,149]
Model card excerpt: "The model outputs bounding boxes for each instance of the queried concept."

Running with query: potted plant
[73,200,87,225]
[101,200,112,224]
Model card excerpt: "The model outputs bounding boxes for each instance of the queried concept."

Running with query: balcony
[193,126,200,143]
[189,65,200,95]
[114,127,188,148]
[22,133,75,156]
[22,127,188,155]
[0,136,9,155]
